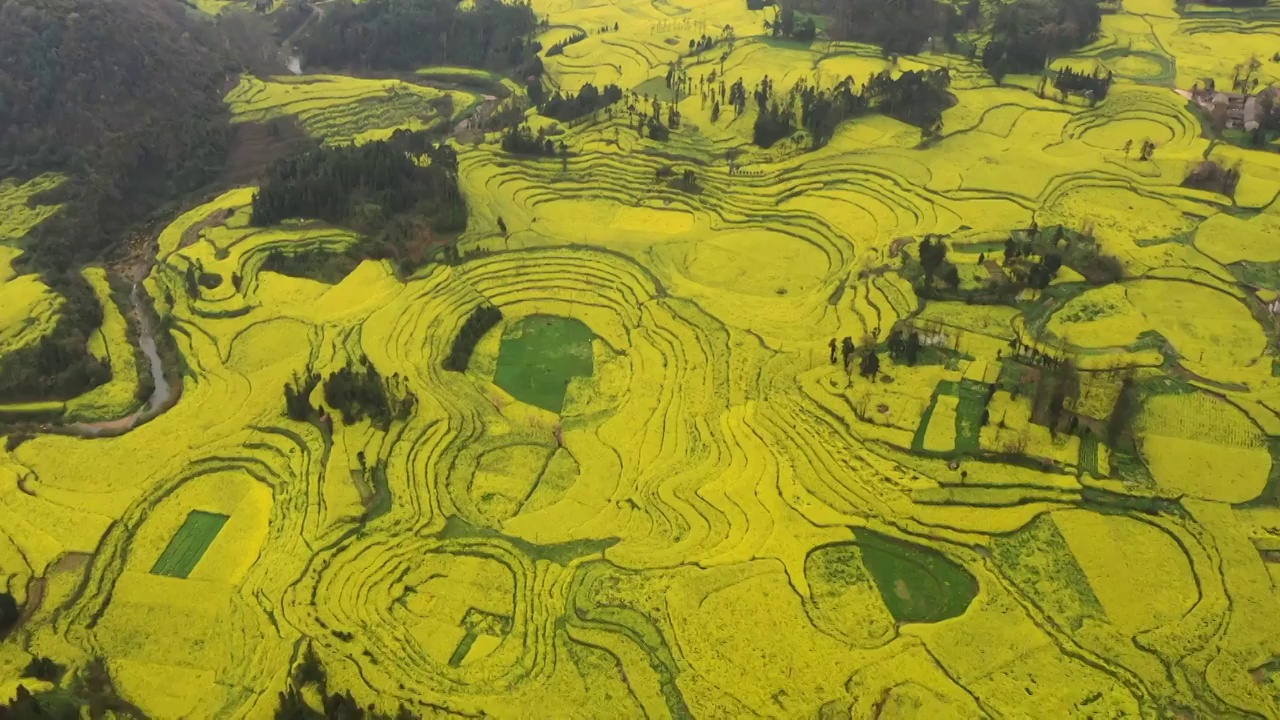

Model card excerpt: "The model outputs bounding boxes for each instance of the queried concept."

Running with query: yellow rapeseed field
[7,0,1280,715]
[225,74,478,145]
[0,174,64,241]
[63,268,141,422]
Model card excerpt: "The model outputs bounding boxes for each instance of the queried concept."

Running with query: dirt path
[451,94,500,137]
[279,2,325,74]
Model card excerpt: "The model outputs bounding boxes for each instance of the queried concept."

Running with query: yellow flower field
[225,74,479,145]
[0,174,64,241]
[63,268,141,422]
[0,274,61,357]
[7,0,1280,714]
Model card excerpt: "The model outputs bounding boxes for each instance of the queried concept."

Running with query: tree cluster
[918,236,962,291]
[982,0,1103,79]
[250,139,466,238]
[869,68,953,128]
[1182,159,1242,197]
[323,363,416,430]
[1249,90,1280,148]
[443,305,504,372]
[858,347,881,378]
[904,224,1123,306]
[296,0,539,71]
[262,248,361,284]
[745,68,951,149]
[271,1,315,40]
[0,593,17,637]
[284,370,323,422]
[752,78,796,147]
[887,327,923,366]
[545,31,587,56]
[1052,65,1113,102]
[0,278,109,403]
[659,166,701,193]
[764,5,816,42]
[0,658,143,720]
[998,232,1067,290]
[687,35,717,55]
[647,117,672,140]
[537,82,624,122]
[797,0,962,54]
[1105,376,1138,445]
[500,125,565,156]
[275,648,422,720]
[1028,355,1080,432]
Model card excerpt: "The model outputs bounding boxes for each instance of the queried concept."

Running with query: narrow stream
[132,283,171,414]
[63,284,174,438]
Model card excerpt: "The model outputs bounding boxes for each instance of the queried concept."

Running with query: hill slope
[0,0,234,269]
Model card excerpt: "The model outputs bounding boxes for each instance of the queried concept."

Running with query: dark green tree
[859,349,881,378]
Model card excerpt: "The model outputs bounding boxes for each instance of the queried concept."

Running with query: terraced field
[10,0,1280,715]
[225,74,483,145]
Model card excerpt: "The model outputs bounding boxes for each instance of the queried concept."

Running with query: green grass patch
[261,248,359,284]
[493,315,594,413]
[954,379,990,455]
[0,401,66,424]
[1078,432,1100,477]
[632,76,679,103]
[150,510,229,579]
[364,463,392,522]
[1108,434,1157,488]
[1242,438,1280,508]
[853,528,977,623]
[991,514,1104,629]
[1230,260,1280,290]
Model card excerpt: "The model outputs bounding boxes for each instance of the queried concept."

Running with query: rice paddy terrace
[9,0,1280,716]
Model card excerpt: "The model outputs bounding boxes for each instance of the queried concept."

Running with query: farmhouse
[1184,86,1280,130]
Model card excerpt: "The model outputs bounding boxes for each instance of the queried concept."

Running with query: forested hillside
[0,0,234,271]
[296,0,540,71]
[0,0,239,402]
[788,0,1101,63]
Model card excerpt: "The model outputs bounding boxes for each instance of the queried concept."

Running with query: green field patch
[992,514,1104,629]
[493,315,594,413]
[1242,438,1280,507]
[0,401,65,424]
[954,379,991,455]
[632,75,679,103]
[150,510,230,579]
[1230,259,1280,290]
[1078,432,1100,477]
[1095,49,1175,84]
[853,528,978,624]
[569,562,691,718]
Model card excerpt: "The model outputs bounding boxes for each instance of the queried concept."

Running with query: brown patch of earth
[14,552,92,632]
[893,578,911,601]
[180,208,234,250]
[222,116,314,186]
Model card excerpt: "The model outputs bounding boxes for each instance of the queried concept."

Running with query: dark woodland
[295,0,540,71]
